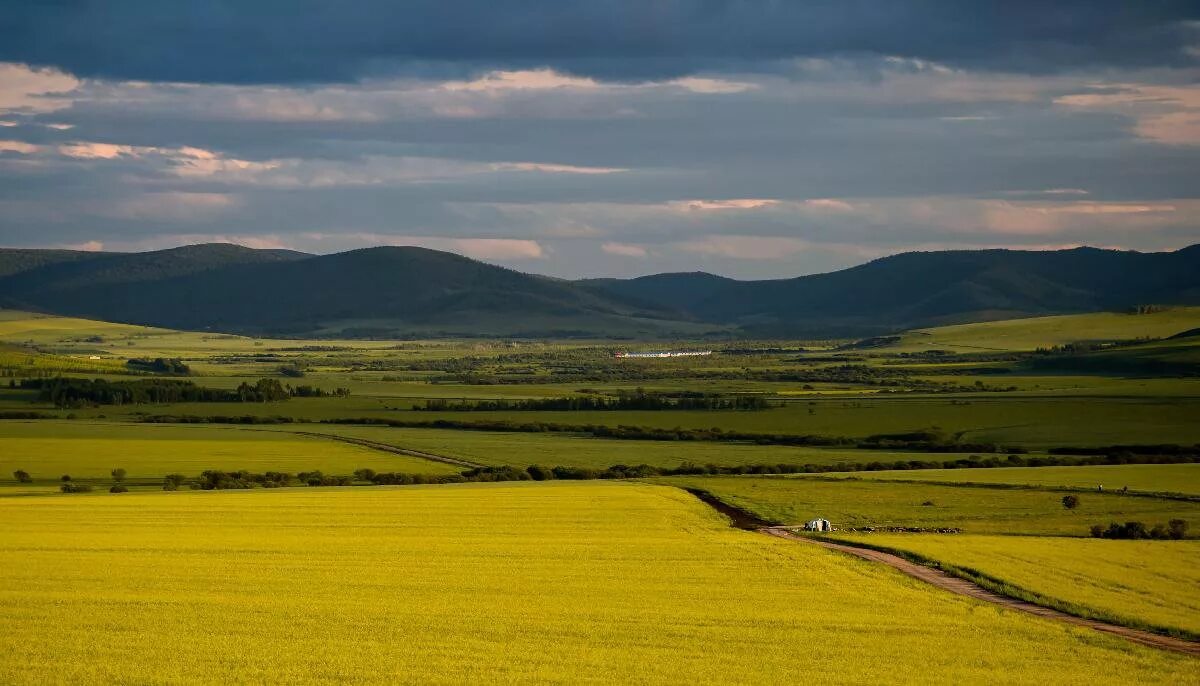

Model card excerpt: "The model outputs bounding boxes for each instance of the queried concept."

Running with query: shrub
[921,500,935,507]
[60,483,93,493]
[1061,494,1080,510]
[109,484,129,493]
[1168,519,1189,540]
[111,468,127,482]
[60,474,71,482]
[1090,520,1187,539]
[12,469,31,483]
[526,464,555,481]
[353,468,377,482]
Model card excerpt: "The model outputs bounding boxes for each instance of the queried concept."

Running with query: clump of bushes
[1090,519,1188,540]
[12,469,32,483]
[1061,495,1080,510]
[60,483,93,493]
[109,484,128,493]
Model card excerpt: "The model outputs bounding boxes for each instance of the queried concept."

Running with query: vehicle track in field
[684,488,1200,657]
[290,431,484,469]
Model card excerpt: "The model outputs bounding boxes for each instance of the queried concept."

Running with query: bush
[920,500,935,507]
[111,468,127,482]
[1061,494,1080,510]
[1090,520,1188,540]
[12,469,31,483]
[60,483,93,493]
[526,464,555,481]
[109,484,129,493]
[1168,519,1189,540]
[60,474,71,482]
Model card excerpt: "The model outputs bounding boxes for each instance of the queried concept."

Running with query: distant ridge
[1,243,1198,337]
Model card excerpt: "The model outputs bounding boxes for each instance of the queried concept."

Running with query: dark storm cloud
[3,1,1198,84]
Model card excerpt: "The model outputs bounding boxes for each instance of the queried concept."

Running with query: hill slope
[2,243,1198,337]
[586,245,1200,335]
[0,245,694,337]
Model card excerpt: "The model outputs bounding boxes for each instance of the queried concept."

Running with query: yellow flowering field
[835,533,1200,637]
[0,482,1194,684]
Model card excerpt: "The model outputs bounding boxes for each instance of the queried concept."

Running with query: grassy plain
[882,308,1200,352]
[0,421,458,487]
[661,475,1200,536]
[835,533,1200,637]
[277,423,989,470]
[818,463,1200,496]
[38,397,1199,448]
[0,482,1194,684]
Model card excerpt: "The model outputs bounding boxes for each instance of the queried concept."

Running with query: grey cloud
[2,2,1198,85]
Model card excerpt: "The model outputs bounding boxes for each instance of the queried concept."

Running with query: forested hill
[1,243,1198,337]
[582,245,1200,336]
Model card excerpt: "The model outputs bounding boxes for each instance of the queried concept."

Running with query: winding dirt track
[684,488,1200,657]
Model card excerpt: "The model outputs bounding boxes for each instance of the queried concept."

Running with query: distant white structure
[803,518,832,532]
[614,350,713,359]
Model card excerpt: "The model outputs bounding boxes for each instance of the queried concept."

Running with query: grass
[817,464,1200,497]
[0,421,459,487]
[273,423,991,470]
[0,482,1193,684]
[832,533,1200,637]
[659,476,1200,536]
[883,307,1200,353]
[60,397,1200,449]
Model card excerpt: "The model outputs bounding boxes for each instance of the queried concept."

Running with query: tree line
[416,390,771,412]
[22,377,349,408]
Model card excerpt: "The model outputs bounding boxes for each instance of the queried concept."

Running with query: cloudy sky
[1,2,1198,278]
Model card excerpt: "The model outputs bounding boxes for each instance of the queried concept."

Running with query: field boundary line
[288,431,484,469]
[683,488,1200,657]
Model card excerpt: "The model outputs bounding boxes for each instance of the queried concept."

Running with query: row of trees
[417,390,771,412]
[21,377,349,408]
[1090,520,1188,539]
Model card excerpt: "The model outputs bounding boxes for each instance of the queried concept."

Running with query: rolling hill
[1,243,1198,337]
[583,245,1200,336]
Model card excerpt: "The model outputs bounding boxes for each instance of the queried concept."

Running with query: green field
[0,421,459,487]
[883,308,1200,353]
[0,482,1193,684]
[836,534,1200,637]
[662,475,1200,536]
[819,463,1200,496]
[273,423,992,470]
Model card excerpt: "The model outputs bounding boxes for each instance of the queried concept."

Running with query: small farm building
[804,519,832,532]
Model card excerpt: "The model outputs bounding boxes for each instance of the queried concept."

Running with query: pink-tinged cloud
[62,240,104,252]
[58,142,139,159]
[490,161,627,175]
[601,242,649,258]
[676,235,810,260]
[1055,83,1200,145]
[801,198,855,211]
[673,198,780,211]
[0,63,78,115]
[0,139,39,154]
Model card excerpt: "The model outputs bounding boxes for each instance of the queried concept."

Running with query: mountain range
[1,243,1198,338]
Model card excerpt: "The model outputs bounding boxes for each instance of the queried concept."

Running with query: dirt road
[684,488,1200,657]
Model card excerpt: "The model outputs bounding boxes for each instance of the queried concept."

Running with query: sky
[0,1,1198,279]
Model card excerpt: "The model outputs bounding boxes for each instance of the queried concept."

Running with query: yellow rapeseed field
[837,533,1200,637]
[0,482,1195,684]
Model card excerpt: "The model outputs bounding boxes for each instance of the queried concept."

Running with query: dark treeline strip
[126,357,191,375]
[417,391,771,412]
[152,452,1200,493]
[21,377,349,408]
[130,414,1200,463]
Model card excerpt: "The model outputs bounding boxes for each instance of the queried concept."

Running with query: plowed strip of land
[290,431,484,469]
